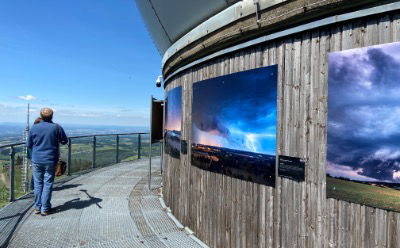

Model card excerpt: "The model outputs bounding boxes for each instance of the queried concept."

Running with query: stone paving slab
[6,159,207,248]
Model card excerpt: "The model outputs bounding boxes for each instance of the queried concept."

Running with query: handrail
[0,142,24,149]
[0,132,151,203]
[68,132,148,139]
[0,132,149,148]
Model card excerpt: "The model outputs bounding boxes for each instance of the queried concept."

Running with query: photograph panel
[327,41,400,212]
[191,65,277,186]
[164,86,182,159]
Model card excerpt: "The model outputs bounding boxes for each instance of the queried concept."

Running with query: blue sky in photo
[0,0,162,126]
[192,66,277,155]
[327,41,400,183]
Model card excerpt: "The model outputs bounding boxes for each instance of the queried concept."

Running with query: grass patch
[327,177,400,212]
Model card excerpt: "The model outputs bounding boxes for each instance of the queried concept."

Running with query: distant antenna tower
[22,103,30,192]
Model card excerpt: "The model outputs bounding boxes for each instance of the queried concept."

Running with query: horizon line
[0,121,149,128]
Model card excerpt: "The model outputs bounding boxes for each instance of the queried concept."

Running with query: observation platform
[0,158,206,248]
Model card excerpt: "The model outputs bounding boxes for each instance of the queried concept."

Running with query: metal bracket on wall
[254,0,261,25]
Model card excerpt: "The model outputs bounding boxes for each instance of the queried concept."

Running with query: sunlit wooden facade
[146,1,400,247]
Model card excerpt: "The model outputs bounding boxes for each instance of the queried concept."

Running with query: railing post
[9,146,15,202]
[160,141,163,175]
[67,138,72,176]
[149,139,152,190]
[137,134,141,159]
[92,136,96,169]
[116,135,119,164]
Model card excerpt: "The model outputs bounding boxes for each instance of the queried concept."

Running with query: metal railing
[0,132,160,205]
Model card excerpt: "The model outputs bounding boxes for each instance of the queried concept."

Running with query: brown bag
[55,160,66,177]
[54,123,66,177]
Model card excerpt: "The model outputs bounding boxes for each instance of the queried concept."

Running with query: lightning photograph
[191,66,277,186]
[164,86,182,158]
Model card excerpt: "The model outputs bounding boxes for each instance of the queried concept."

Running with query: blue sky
[0,0,162,126]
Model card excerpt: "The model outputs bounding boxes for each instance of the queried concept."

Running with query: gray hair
[40,108,54,121]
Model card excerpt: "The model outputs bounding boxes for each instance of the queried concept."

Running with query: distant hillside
[326,174,400,188]
[0,122,149,145]
[0,122,25,134]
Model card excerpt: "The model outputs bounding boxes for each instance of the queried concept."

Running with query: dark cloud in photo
[165,86,182,132]
[327,42,400,182]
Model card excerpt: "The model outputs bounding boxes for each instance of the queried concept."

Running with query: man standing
[27,108,68,216]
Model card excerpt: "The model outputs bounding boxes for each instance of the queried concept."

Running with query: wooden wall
[163,10,400,248]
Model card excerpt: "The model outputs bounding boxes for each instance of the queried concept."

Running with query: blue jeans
[30,175,34,191]
[32,162,56,212]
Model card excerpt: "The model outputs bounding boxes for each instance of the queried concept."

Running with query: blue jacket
[27,120,68,164]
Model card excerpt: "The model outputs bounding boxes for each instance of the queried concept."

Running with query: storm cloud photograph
[164,86,182,158]
[191,66,277,186]
[326,41,400,211]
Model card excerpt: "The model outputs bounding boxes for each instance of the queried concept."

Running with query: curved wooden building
[137,0,400,247]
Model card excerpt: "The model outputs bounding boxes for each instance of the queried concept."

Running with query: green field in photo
[327,177,400,212]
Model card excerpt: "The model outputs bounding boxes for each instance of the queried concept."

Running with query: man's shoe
[33,208,41,214]
[40,208,56,216]
[40,211,49,216]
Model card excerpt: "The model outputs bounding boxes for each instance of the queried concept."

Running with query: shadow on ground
[53,184,82,192]
[54,189,102,213]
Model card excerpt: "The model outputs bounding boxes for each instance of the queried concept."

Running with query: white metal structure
[134,0,286,64]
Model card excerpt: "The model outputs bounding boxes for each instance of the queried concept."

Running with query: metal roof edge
[163,1,400,86]
[161,0,286,67]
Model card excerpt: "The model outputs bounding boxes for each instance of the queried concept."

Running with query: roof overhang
[134,0,241,55]
[134,0,286,65]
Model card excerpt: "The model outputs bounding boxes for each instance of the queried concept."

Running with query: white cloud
[326,162,377,182]
[0,102,149,126]
[371,148,400,161]
[18,95,37,101]
[393,171,400,180]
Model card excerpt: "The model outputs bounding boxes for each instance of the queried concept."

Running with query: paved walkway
[6,159,206,248]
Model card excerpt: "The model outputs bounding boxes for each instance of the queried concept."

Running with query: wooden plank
[306,30,320,248]
[235,179,240,248]
[326,32,339,248]
[318,29,329,248]
[377,209,387,247]
[342,22,353,51]
[394,13,400,42]
[378,14,392,45]
[274,40,284,248]
[293,36,302,248]
[360,205,366,248]
[299,31,311,248]
[266,42,277,248]
[364,18,379,47]
[266,186,274,247]
[281,37,293,247]
[240,180,246,248]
